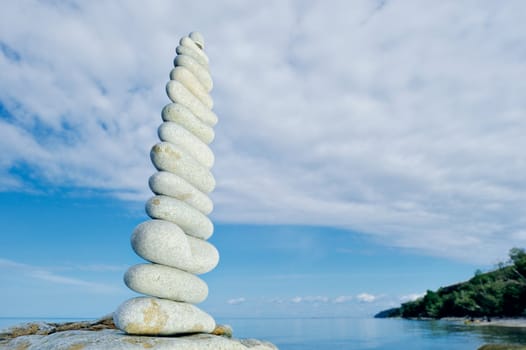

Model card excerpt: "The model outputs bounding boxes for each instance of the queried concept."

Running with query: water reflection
[218,317,526,350]
[452,322,526,345]
[406,319,526,343]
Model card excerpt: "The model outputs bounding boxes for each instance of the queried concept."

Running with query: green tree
[379,247,526,319]
[423,290,443,318]
[454,290,480,316]
[509,247,526,280]
[502,282,526,316]
[401,299,425,318]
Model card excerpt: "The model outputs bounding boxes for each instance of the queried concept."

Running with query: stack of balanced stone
[114,32,220,335]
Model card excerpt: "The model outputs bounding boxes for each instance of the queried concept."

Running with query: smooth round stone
[114,297,216,335]
[146,195,213,240]
[150,141,215,193]
[124,263,208,303]
[158,121,214,168]
[162,103,215,144]
[170,66,213,108]
[132,220,219,274]
[176,45,209,69]
[180,36,209,63]
[166,80,218,126]
[173,54,213,92]
[212,324,233,338]
[189,31,205,49]
[149,171,213,215]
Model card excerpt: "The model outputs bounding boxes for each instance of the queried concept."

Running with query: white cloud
[290,296,302,304]
[356,293,377,303]
[0,257,122,294]
[290,296,330,304]
[1,1,526,263]
[75,264,128,272]
[263,273,322,280]
[0,258,29,270]
[227,297,246,305]
[29,270,120,293]
[268,298,285,304]
[333,295,353,304]
[399,293,426,303]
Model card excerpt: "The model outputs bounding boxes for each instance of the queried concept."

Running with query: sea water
[219,317,526,350]
[1,317,525,349]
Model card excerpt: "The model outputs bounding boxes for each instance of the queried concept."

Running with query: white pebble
[158,121,214,169]
[146,195,214,240]
[166,80,218,126]
[173,54,213,92]
[125,263,208,303]
[150,141,215,193]
[131,220,219,274]
[161,103,215,144]
[114,297,216,335]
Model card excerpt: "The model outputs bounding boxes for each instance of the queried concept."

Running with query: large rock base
[0,317,278,350]
[1,329,278,350]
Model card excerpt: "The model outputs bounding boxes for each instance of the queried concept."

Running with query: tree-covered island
[375,248,526,319]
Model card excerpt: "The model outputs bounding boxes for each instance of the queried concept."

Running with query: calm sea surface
[2,317,526,349]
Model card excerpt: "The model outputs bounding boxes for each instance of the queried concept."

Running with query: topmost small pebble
[189,32,205,50]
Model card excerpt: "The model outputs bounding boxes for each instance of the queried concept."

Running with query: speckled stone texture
[1,329,279,350]
[114,31,220,335]
[124,265,208,303]
[0,317,278,349]
[131,220,219,275]
[114,298,215,335]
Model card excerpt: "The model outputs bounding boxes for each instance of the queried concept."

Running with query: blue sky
[0,191,480,318]
[1,1,525,319]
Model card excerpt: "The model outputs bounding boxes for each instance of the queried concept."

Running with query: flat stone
[189,32,205,50]
[162,103,215,144]
[180,36,209,64]
[150,141,215,193]
[158,121,214,168]
[0,314,276,350]
[170,66,213,108]
[149,171,213,215]
[176,45,209,69]
[145,195,214,240]
[166,80,217,126]
[114,297,215,335]
[124,263,208,303]
[0,315,117,340]
[131,220,219,274]
[173,54,213,92]
[1,329,279,349]
[0,322,56,338]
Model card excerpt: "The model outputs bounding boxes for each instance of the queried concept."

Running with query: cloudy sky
[1,0,525,321]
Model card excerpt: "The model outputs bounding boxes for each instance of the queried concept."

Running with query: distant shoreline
[402,317,526,328]
[377,315,526,328]
[446,317,526,328]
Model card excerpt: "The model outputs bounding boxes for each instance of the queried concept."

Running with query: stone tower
[114,31,219,335]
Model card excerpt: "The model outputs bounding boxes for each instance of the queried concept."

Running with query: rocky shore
[478,345,526,350]
[0,315,277,350]
[446,317,526,328]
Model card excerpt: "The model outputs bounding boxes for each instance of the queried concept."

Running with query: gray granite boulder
[1,329,278,350]
[0,317,278,349]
